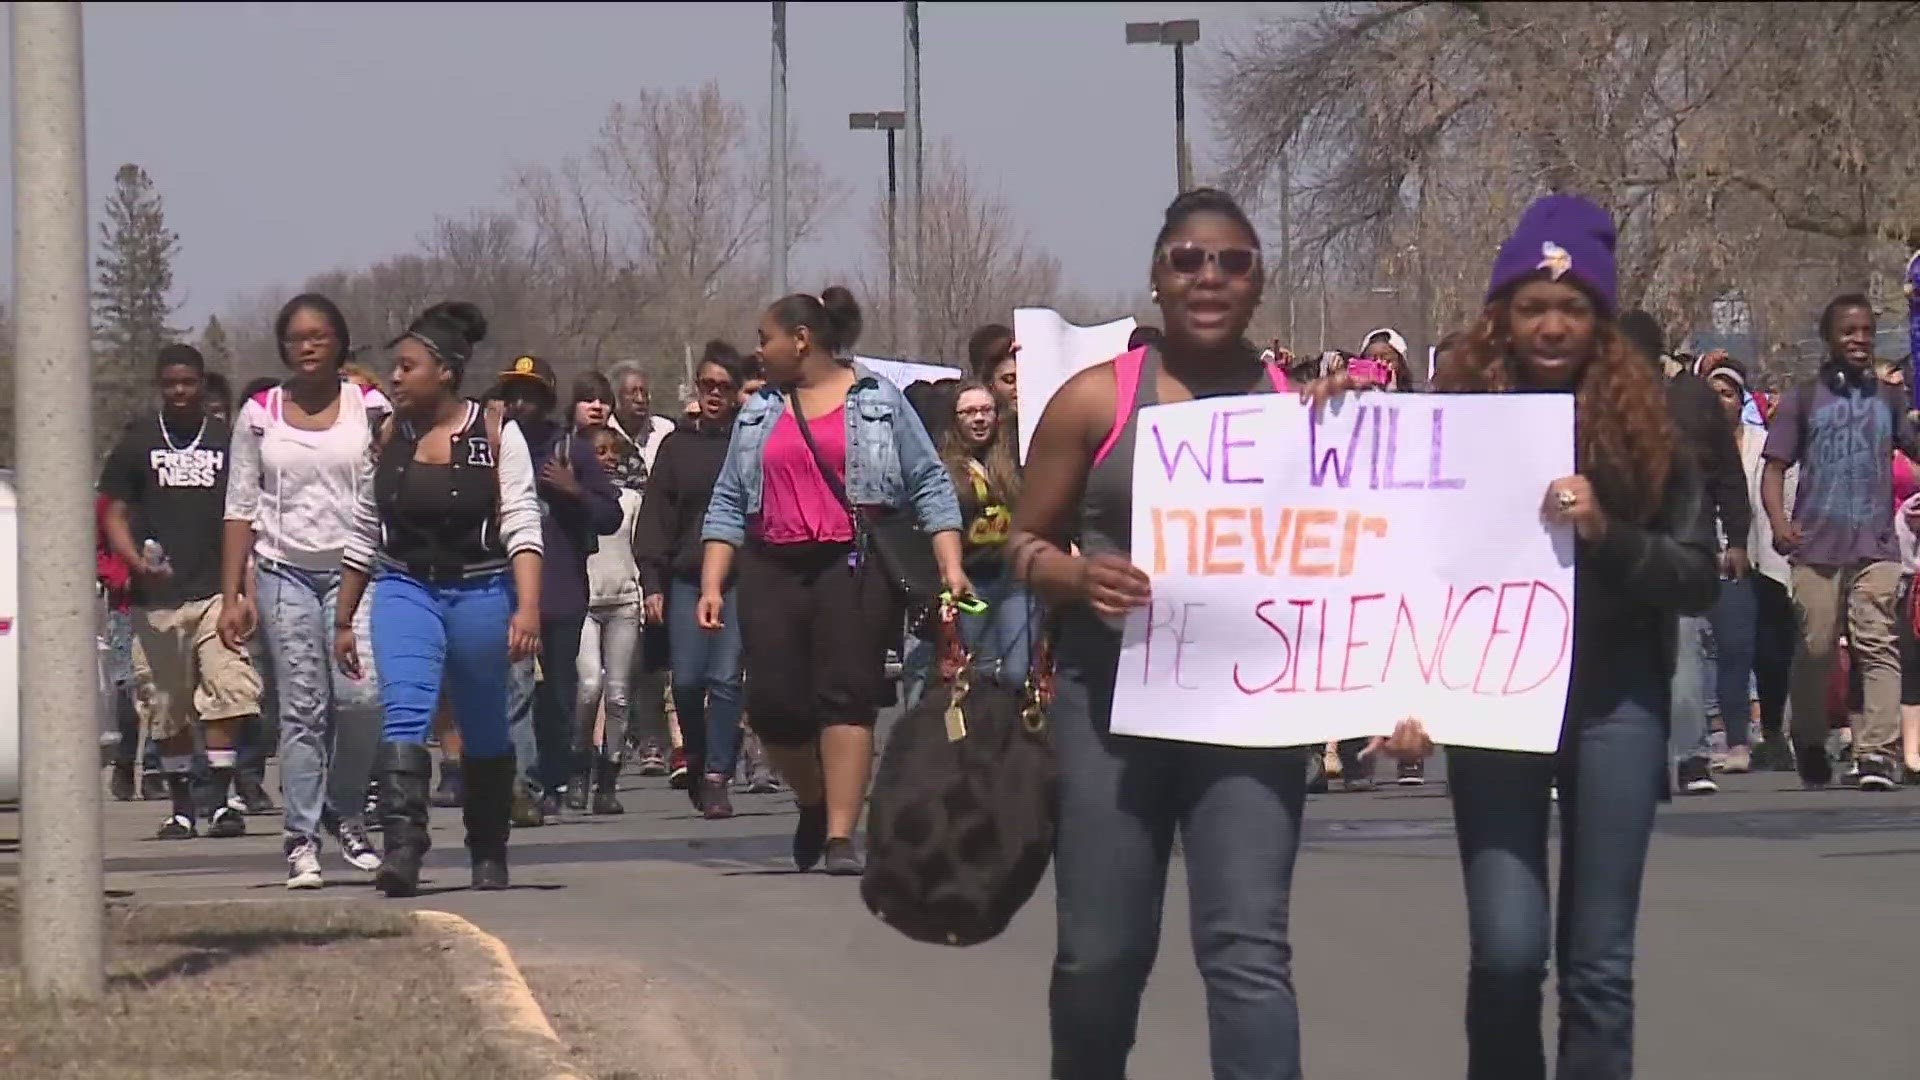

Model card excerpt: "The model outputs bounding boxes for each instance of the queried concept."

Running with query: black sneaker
[1750,738,1796,772]
[207,806,247,838]
[1796,744,1833,790]
[155,813,196,840]
[822,837,865,876]
[109,763,135,801]
[233,771,277,814]
[1396,760,1427,786]
[1678,757,1718,795]
[140,771,169,802]
[793,802,829,871]
[1855,753,1899,792]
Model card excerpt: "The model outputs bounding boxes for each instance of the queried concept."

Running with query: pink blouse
[757,404,856,545]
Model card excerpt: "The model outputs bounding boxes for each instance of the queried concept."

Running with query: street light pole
[1126,19,1201,195]
[901,1,923,360]
[850,111,906,352]
[11,0,104,1000]
[770,1,789,297]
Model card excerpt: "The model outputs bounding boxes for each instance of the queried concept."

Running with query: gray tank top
[1063,347,1278,663]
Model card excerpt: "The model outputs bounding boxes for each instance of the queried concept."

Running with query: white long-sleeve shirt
[586,489,643,608]
[224,382,384,570]
[341,403,544,575]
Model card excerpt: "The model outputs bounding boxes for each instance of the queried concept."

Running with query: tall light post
[850,111,907,352]
[1125,19,1201,194]
[11,0,104,1000]
[901,1,923,360]
[769,2,789,297]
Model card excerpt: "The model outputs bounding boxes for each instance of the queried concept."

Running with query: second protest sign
[1110,392,1576,753]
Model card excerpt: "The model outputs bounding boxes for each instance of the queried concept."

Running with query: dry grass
[0,889,520,1079]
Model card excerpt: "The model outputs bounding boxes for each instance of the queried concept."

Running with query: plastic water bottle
[141,538,170,572]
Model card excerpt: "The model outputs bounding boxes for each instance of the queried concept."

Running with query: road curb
[414,909,592,1080]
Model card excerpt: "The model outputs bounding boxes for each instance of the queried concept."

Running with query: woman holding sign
[1009,188,1306,1080]
[1323,195,1719,1079]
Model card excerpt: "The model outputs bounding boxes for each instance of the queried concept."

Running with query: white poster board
[1110,392,1577,753]
[858,356,964,391]
[1012,308,1137,461]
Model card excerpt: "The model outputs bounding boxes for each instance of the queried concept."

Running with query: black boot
[462,755,515,891]
[590,756,624,815]
[564,768,592,812]
[432,759,466,808]
[373,742,434,898]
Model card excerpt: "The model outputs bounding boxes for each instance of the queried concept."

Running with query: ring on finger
[1556,489,1577,509]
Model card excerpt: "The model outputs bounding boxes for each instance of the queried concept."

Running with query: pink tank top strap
[1092,347,1149,468]
[1264,360,1289,393]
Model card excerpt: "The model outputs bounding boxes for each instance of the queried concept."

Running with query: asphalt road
[5,754,1919,1078]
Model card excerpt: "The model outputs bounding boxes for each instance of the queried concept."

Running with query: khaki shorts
[131,595,262,741]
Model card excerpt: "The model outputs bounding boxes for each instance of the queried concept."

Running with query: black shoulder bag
[861,595,1057,947]
[788,391,943,604]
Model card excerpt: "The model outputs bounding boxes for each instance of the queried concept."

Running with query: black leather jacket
[1570,431,1720,734]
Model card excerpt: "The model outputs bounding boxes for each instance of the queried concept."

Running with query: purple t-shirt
[1762,381,1901,566]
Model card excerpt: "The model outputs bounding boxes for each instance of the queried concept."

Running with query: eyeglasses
[280,332,336,350]
[956,405,996,419]
[1159,243,1261,278]
[696,378,737,394]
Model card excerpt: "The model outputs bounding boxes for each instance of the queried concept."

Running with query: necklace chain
[157,411,207,454]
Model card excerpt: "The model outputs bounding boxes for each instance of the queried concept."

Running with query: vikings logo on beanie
[1486,195,1618,315]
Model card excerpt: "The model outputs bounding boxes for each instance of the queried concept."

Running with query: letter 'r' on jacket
[701,362,963,546]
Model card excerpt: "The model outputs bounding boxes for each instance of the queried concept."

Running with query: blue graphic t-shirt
[1762,379,1902,566]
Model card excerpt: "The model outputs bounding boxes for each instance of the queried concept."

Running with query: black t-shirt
[98,413,233,606]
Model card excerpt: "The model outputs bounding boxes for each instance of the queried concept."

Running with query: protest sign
[858,356,964,391]
[1110,392,1576,753]
[1012,308,1136,461]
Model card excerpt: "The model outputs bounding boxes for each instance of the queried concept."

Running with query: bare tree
[860,142,1063,363]
[1211,2,1920,372]
[584,80,838,384]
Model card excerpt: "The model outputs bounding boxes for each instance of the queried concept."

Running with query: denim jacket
[702,362,963,546]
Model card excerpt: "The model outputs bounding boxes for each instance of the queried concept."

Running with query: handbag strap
[785,390,859,521]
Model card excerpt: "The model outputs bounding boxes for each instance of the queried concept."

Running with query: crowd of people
[93,281,1038,892]
[89,182,1920,1078]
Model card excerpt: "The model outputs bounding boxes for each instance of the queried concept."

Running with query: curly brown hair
[1432,299,1676,525]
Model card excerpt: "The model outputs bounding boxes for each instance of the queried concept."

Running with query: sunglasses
[696,377,737,394]
[1160,243,1261,278]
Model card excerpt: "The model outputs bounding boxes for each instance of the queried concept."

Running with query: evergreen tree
[198,314,232,374]
[91,163,182,452]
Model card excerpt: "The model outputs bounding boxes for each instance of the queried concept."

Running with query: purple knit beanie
[1485,194,1617,315]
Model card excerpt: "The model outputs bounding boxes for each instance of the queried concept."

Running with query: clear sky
[2,1,1284,328]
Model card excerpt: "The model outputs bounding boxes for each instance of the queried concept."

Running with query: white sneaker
[336,820,383,873]
[286,838,323,890]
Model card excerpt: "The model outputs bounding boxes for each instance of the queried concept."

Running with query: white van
[0,471,117,804]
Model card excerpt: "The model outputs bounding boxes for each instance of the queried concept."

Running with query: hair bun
[421,300,488,347]
[819,285,863,352]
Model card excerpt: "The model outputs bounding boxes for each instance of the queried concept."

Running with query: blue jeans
[957,566,1037,690]
[668,579,744,778]
[1447,661,1666,1080]
[1049,618,1307,1080]
[370,570,515,761]
[257,561,381,841]
[1668,614,1712,764]
[509,658,538,787]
